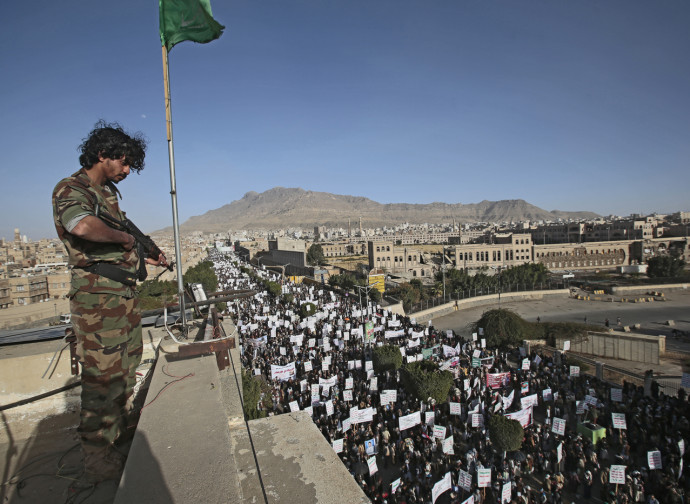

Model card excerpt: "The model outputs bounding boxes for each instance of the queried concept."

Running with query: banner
[520,393,539,410]
[381,389,397,405]
[502,390,515,410]
[399,411,422,431]
[432,472,452,504]
[270,362,296,381]
[505,406,533,428]
[487,372,511,389]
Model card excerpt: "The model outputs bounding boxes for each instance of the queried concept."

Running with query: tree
[471,309,527,348]
[368,288,382,303]
[183,261,219,295]
[307,244,326,266]
[489,415,524,453]
[400,360,454,403]
[372,344,403,372]
[647,255,686,278]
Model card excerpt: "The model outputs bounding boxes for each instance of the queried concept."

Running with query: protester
[211,252,689,504]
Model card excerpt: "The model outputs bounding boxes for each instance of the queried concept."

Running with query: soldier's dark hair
[78,120,147,173]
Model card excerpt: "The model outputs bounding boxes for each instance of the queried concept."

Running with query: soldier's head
[78,120,147,173]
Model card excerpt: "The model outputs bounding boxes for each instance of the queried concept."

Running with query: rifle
[95,206,173,281]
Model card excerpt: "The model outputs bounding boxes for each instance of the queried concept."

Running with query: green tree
[647,255,686,278]
[489,415,524,453]
[389,282,421,313]
[368,288,382,303]
[471,309,527,348]
[241,367,272,420]
[400,360,454,403]
[307,244,326,266]
[372,344,403,372]
[183,261,219,295]
[300,302,317,318]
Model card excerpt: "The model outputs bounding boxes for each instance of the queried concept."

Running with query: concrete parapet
[412,289,569,325]
[115,321,368,504]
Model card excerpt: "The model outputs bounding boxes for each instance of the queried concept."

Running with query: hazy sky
[1,0,688,240]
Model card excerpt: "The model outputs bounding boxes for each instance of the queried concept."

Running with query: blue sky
[1,0,689,240]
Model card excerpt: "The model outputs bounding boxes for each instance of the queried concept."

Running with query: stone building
[367,241,435,279]
[447,233,534,271]
[532,241,630,271]
[8,274,49,306]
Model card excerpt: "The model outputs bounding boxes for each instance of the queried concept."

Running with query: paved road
[431,289,690,354]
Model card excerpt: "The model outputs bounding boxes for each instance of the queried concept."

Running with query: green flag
[159,0,225,52]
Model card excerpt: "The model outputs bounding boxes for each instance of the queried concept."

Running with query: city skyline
[1,0,689,240]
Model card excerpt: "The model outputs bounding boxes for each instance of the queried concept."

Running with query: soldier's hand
[122,233,135,251]
[146,253,168,268]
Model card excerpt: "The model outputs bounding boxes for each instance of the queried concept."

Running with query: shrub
[300,302,317,318]
[400,360,453,404]
[489,414,524,453]
[470,309,527,348]
[241,367,269,420]
[372,344,403,372]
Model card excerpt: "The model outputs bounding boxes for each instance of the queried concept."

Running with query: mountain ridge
[156,187,599,234]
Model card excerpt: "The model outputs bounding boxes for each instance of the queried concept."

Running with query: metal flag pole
[161,45,187,334]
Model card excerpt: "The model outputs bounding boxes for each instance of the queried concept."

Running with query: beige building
[447,233,534,271]
[367,241,435,279]
[8,274,49,306]
[0,279,11,308]
[533,241,630,271]
[47,270,71,300]
[320,242,367,257]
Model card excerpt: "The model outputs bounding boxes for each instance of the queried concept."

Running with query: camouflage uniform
[52,169,142,476]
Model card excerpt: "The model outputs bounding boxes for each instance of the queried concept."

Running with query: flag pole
[162,44,187,334]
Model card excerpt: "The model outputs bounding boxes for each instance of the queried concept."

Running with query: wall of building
[556,332,663,365]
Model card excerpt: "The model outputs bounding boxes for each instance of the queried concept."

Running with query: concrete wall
[411,289,570,325]
[611,283,689,295]
[557,331,664,365]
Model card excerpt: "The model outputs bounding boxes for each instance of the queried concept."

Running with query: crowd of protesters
[211,253,689,504]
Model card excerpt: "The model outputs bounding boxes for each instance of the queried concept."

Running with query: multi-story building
[8,274,49,306]
[320,242,367,257]
[0,279,11,308]
[446,233,534,271]
[533,241,630,271]
[367,241,435,279]
[47,270,71,300]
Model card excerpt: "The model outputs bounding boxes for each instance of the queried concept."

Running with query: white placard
[501,482,512,503]
[450,402,461,415]
[522,358,530,370]
[289,400,299,412]
[458,469,472,491]
[570,365,580,377]
[552,417,566,436]
[648,450,663,470]
[367,456,378,475]
[610,465,626,484]
[344,389,353,401]
[432,472,452,504]
[610,388,623,402]
[433,425,447,439]
[477,468,491,488]
[612,412,627,429]
[563,340,570,351]
[332,438,343,453]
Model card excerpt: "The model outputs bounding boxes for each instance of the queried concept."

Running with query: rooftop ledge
[115,320,369,504]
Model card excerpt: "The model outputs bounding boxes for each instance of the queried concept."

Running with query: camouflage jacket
[52,169,139,298]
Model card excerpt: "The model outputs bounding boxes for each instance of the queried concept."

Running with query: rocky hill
[168,187,598,233]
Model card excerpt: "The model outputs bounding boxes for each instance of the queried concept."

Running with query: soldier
[52,121,167,485]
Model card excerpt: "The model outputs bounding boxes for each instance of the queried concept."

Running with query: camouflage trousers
[70,291,142,453]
